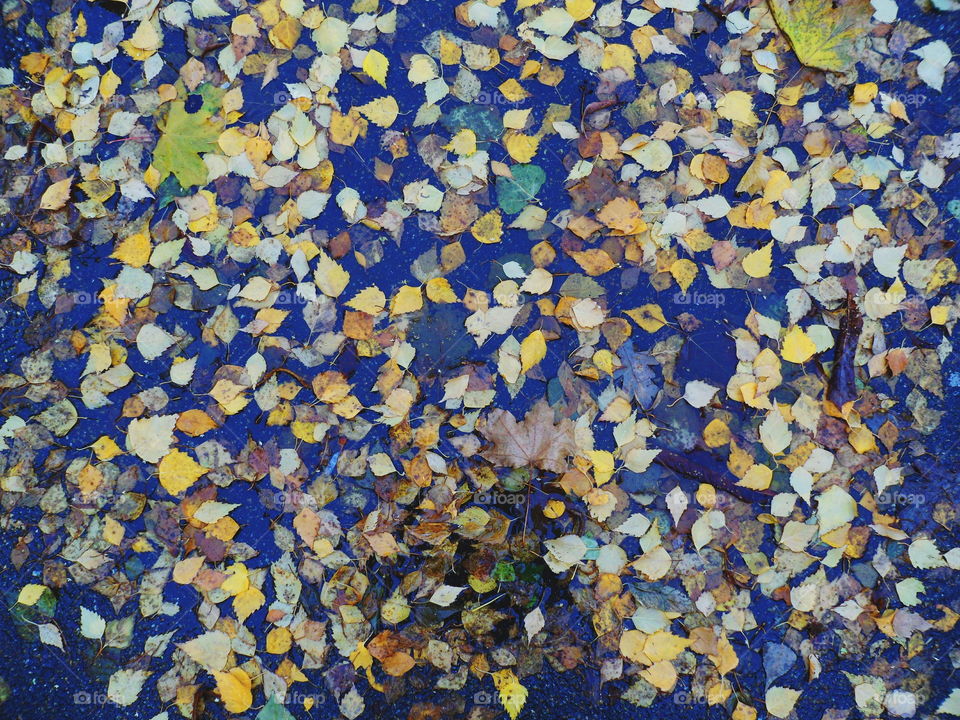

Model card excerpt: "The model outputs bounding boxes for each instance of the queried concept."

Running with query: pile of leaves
[0,0,959,717]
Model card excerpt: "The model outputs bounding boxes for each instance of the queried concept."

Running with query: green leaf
[492,561,516,582]
[441,104,503,149]
[257,696,295,720]
[496,163,546,214]
[767,0,871,72]
[152,101,223,188]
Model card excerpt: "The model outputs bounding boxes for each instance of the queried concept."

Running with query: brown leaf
[480,400,576,473]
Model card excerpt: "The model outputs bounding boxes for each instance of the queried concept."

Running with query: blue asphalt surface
[1,1,960,719]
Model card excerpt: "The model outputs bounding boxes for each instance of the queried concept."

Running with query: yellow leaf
[357,96,399,127]
[350,642,373,670]
[587,449,614,485]
[848,425,876,453]
[314,250,350,298]
[504,132,540,163]
[100,69,121,100]
[102,516,125,545]
[670,258,698,292]
[543,499,565,518]
[363,49,389,87]
[852,82,878,103]
[265,627,292,654]
[17,584,47,606]
[425,277,458,303]
[566,0,595,19]
[766,687,801,718]
[173,556,204,584]
[520,330,547,373]
[643,630,692,662]
[642,660,678,692]
[776,84,803,106]
[40,177,72,210]
[157,449,207,495]
[91,435,123,460]
[716,90,758,126]
[740,463,772,490]
[625,304,667,332]
[767,0,870,72]
[213,668,253,713]
[742,242,773,278]
[390,285,423,316]
[498,78,530,102]
[381,591,411,624]
[619,629,649,664]
[569,248,616,276]
[781,326,817,363]
[931,304,950,325]
[444,128,477,156]
[346,286,386,314]
[233,587,267,622]
[268,16,301,50]
[492,669,528,720]
[703,418,731,448]
[438,34,462,65]
[112,232,152,268]
[471,209,503,244]
[220,563,249,595]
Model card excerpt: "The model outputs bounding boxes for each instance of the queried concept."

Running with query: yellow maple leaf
[767,0,870,72]
[742,242,773,278]
[492,669,528,720]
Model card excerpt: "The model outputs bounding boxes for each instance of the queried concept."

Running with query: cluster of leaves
[0,0,959,718]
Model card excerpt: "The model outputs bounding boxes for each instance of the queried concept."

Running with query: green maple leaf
[767,0,871,72]
[152,100,223,188]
